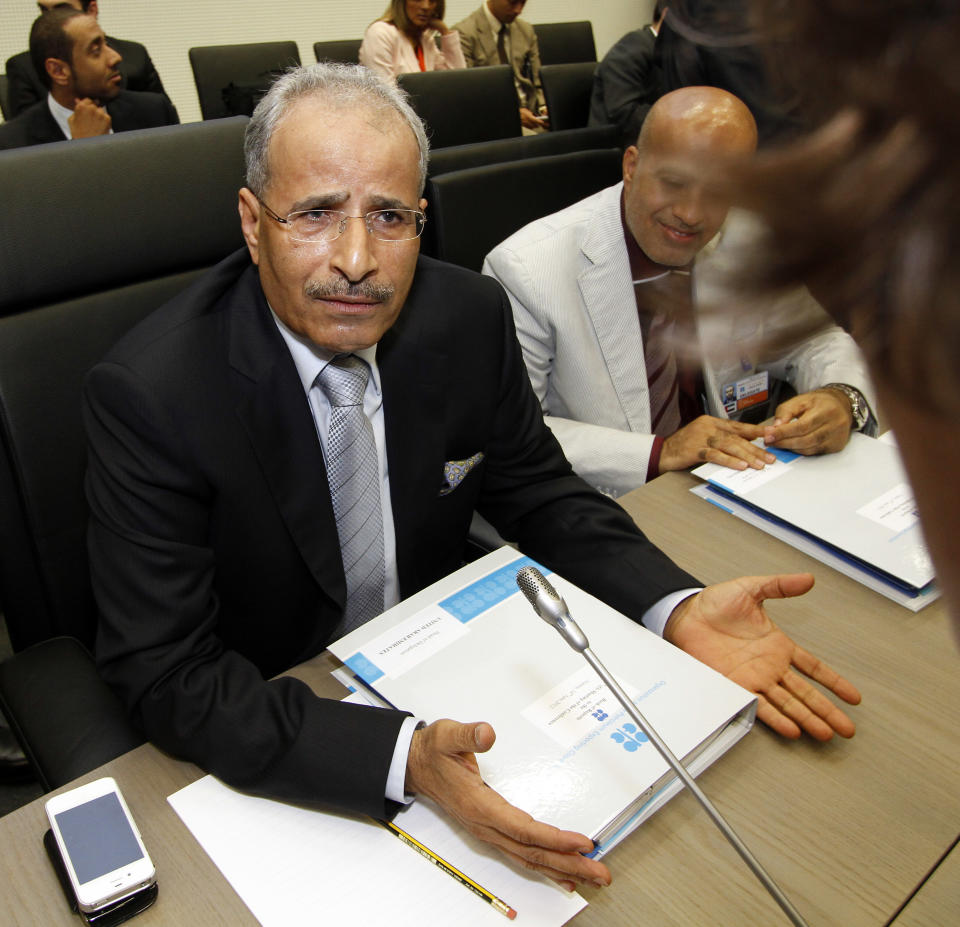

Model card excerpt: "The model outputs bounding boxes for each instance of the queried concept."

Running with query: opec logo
[610,722,649,753]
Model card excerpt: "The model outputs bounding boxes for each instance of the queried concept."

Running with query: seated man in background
[484,86,875,498]
[84,64,859,892]
[0,9,178,151]
[5,0,166,118]
[454,0,547,133]
[589,1,666,148]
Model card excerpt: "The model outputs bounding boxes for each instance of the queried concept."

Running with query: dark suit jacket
[588,25,662,147]
[655,2,804,146]
[0,90,179,151]
[83,249,698,820]
[455,7,544,112]
[5,36,166,118]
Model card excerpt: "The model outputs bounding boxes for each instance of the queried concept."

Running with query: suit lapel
[475,10,500,64]
[106,92,135,132]
[577,185,653,434]
[28,104,66,146]
[377,262,447,597]
[227,265,346,608]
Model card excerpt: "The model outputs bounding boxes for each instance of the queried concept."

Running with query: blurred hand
[69,98,112,139]
[763,388,854,454]
[665,574,861,740]
[519,107,548,130]
[406,719,611,891]
[660,415,771,472]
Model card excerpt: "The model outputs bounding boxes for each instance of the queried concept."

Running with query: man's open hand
[664,574,861,740]
[406,719,611,891]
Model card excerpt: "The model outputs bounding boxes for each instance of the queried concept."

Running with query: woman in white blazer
[360,0,466,82]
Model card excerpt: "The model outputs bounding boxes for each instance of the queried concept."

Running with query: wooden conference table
[1,472,958,926]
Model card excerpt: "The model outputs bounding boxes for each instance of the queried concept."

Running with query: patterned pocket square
[440,452,485,496]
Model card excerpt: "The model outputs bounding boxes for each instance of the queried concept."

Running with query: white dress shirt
[271,309,696,802]
[272,311,418,804]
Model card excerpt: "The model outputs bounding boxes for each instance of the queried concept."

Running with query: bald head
[638,86,758,158]
[624,87,757,265]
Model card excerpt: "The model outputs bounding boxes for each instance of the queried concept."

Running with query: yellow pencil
[377,818,518,920]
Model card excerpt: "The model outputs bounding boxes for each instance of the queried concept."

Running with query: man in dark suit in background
[0,8,177,151]
[455,0,547,132]
[5,0,166,118]
[84,63,859,891]
[589,1,666,147]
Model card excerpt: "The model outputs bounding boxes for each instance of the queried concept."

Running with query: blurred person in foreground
[692,0,960,630]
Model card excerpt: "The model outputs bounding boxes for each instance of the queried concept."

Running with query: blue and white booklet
[329,548,756,858]
[691,432,938,611]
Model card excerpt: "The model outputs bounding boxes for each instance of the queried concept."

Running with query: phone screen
[53,793,145,884]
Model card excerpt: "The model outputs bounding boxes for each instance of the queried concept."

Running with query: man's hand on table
[664,573,862,740]
[762,388,854,454]
[406,719,611,891]
[660,415,773,472]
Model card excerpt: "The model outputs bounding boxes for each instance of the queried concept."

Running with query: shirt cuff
[641,588,702,638]
[385,715,423,805]
[646,436,665,482]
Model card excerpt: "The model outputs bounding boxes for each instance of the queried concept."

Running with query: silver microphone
[515,564,588,651]
[514,565,809,927]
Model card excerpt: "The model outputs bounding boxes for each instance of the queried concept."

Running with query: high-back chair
[427,124,618,177]
[423,148,622,273]
[313,39,362,65]
[189,41,300,119]
[540,62,597,132]
[0,118,248,790]
[399,66,521,150]
[0,73,11,121]
[534,21,597,65]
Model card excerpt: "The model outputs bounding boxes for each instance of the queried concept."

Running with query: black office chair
[540,62,597,132]
[189,41,300,119]
[423,148,622,272]
[0,73,11,121]
[399,66,521,150]
[313,39,362,64]
[534,21,597,65]
[427,124,618,177]
[0,118,248,791]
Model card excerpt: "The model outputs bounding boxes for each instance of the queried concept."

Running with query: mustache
[304,279,394,301]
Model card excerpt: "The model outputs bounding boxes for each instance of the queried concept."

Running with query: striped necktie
[316,355,385,637]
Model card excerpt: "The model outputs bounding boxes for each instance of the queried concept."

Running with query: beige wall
[1,1,655,125]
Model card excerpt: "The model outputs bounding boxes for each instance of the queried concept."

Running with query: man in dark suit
[0,8,177,151]
[84,63,860,890]
[589,2,666,147]
[5,0,166,118]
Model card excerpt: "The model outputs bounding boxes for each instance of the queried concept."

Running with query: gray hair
[244,63,430,199]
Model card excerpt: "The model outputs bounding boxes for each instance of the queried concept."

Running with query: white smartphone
[45,777,156,913]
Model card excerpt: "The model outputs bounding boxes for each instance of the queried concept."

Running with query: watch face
[850,391,867,429]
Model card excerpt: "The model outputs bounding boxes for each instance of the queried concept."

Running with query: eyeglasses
[257,198,426,243]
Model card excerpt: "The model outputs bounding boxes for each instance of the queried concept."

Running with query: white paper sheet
[168,712,587,927]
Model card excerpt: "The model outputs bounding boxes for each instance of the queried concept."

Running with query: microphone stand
[516,567,809,927]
